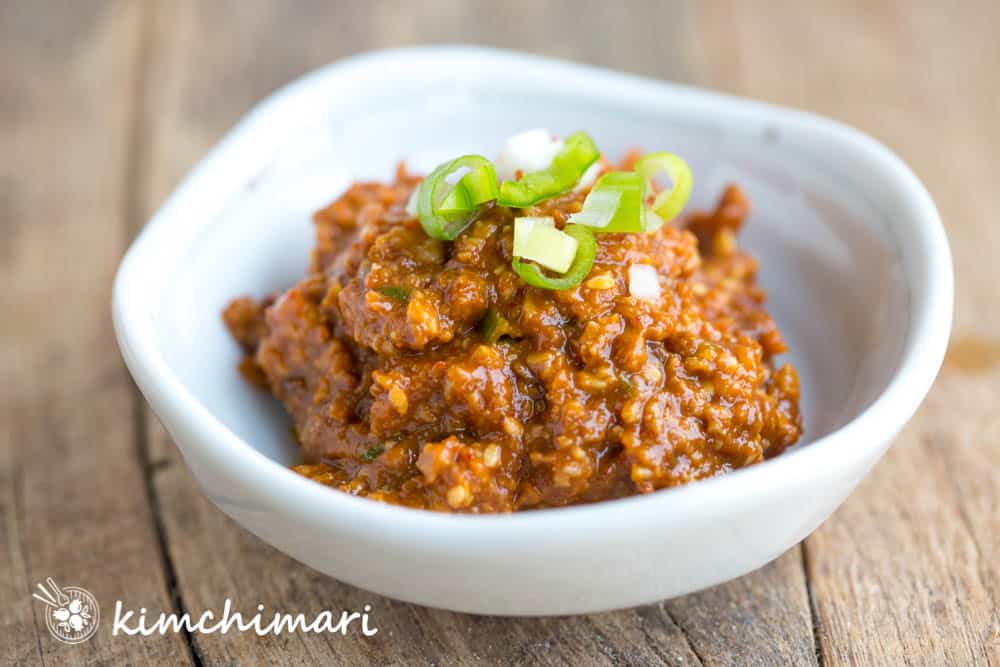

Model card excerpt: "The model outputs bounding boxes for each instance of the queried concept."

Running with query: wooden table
[3,1,997,664]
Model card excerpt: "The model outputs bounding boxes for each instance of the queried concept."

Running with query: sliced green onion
[480,308,512,343]
[635,152,693,224]
[458,164,501,206]
[498,131,600,208]
[375,286,411,301]
[416,155,499,240]
[512,217,579,273]
[436,164,500,216]
[435,180,472,217]
[569,171,643,232]
[512,224,597,290]
[642,208,665,231]
[567,188,620,228]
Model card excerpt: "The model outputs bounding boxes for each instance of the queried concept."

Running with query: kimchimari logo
[32,578,100,645]
[31,580,378,643]
[111,599,379,637]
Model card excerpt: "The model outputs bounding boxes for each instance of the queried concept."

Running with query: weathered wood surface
[691,5,1000,664]
[2,1,997,665]
[0,1,192,665]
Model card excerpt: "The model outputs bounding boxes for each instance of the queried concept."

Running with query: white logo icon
[32,578,100,644]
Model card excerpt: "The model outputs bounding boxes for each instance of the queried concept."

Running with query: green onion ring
[416,155,500,240]
[635,152,693,227]
[569,171,644,232]
[511,224,597,290]
[498,131,601,208]
[459,164,502,206]
[512,216,579,273]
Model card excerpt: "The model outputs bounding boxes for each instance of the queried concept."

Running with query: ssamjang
[224,146,801,513]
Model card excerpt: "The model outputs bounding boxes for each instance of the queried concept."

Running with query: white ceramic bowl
[113,46,952,615]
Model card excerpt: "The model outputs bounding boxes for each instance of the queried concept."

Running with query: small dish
[113,46,952,615]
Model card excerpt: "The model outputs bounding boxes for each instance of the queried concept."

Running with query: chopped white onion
[495,129,564,181]
[405,189,419,217]
[628,264,661,301]
[574,160,604,192]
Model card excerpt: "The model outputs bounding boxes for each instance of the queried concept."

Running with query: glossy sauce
[224,162,802,513]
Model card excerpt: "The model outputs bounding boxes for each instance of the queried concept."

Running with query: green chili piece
[375,286,411,302]
[480,308,512,343]
[361,445,385,462]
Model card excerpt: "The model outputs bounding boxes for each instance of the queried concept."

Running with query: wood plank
[0,1,192,664]
[13,0,1000,663]
[689,1,1000,664]
[664,551,817,665]
[131,0,817,664]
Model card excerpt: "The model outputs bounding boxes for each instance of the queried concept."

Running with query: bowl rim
[112,45,953,533]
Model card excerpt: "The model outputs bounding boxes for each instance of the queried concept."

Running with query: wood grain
[686,2,1000,664]
[3,0,998,664]
[0,1,191,664]
[132,1,815,665]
